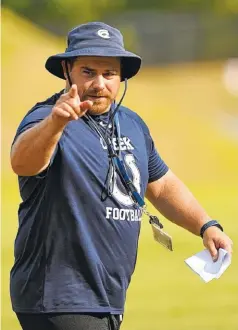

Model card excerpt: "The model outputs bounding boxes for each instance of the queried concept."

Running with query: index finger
[68,84,78,98]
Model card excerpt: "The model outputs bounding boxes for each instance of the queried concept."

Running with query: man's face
[62,56,121,115]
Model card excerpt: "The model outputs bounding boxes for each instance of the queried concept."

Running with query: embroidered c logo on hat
[97,29,110,39]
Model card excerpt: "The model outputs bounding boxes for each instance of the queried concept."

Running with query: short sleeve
[135,115,169,182]
[12,105,58,178]
[147,137,169,182]
[12,106,53,145]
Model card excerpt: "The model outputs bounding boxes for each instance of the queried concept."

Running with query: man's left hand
[203,226,233,261]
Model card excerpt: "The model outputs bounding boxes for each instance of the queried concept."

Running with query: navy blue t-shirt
[10,91,169,314]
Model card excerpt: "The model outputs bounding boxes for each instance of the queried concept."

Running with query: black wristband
[200,220,223,238]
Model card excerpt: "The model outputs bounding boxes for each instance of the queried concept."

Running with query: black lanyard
[85,106,143,204]
[113,114,145,207]
[85,108,163,229]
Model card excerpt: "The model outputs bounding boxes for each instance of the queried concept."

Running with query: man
[10,22,232,330]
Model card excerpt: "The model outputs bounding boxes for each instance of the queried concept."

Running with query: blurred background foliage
[2,0,126,34]
[2,0,238,36]
[2,0,238,64]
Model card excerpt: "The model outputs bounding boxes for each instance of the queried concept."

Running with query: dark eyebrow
[81,66,118,72]
[104,68,118,73]
[81,66,96,72]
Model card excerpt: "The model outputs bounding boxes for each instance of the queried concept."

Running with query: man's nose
[92,75,105,91]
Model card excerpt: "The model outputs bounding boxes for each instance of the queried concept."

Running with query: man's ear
[61,60,67,80]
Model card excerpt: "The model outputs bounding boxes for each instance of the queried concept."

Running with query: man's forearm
[146,171,211,236]
[11,114,66,176]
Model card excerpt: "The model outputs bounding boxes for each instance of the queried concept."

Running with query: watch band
[200,220,223,238]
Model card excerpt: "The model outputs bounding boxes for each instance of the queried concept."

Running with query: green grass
[2,8,238,330]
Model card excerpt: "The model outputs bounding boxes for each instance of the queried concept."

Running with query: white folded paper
[185,248,231,282]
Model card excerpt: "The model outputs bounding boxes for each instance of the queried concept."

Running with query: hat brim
[45,48,141,81]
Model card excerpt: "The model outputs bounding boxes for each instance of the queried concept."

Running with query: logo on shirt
[99,134,142,222]
[104,153,143,222]
[100,137,134,151]
[99,121,112,128]
[106,207,142,222]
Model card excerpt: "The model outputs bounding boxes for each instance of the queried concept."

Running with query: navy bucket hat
[45,22,141,81]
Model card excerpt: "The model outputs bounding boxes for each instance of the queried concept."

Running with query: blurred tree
[2,0,238,35]
[123,0,238,12]
[2,0,126,34]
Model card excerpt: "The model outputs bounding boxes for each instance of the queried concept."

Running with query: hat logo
[97,29,110,39]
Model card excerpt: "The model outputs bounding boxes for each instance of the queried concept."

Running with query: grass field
[2,8,238,330]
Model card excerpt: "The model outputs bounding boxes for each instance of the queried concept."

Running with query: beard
[88,97,112,115]
[82,91,113,115]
